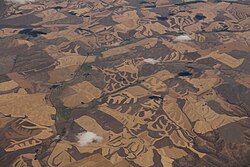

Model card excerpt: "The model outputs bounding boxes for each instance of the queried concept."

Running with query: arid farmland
[0,0,250,166]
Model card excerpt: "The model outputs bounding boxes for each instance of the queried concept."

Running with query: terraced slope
[0,0,250,166]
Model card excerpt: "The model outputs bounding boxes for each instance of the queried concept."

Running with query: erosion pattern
[0,0,250,166]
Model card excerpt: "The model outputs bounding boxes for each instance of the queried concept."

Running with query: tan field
[0,0,250,166]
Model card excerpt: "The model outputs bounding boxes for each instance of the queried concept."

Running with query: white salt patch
[174,35,192,42]
[144,58,160,65]
[77,131,103,146]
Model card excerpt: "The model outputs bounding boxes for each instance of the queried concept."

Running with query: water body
[19,29,47,37]
[148,95,163,100]
[194,14,206,20]
[178,71,193,76]
[156,16,168,21]
[144,5,156,8]
[68,11,77,16]
[53,6,63,10]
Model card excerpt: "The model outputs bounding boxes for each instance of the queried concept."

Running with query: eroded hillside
[0,0,250,166]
